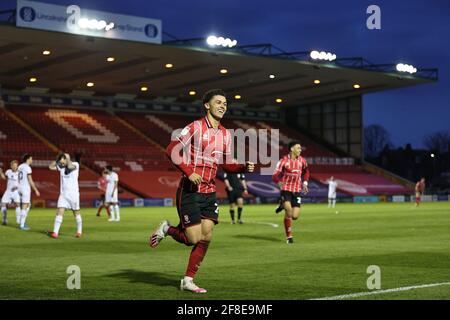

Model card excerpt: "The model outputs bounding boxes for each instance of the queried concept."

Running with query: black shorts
[176,189,219,229]
[226,190,243,203]
[280,191,302,208]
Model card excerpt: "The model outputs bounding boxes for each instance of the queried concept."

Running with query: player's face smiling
[291,144,302,157]
[11,162,18,171]
[207,95,227,121]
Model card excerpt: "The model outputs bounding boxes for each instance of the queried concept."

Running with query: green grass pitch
[0,202,449,300]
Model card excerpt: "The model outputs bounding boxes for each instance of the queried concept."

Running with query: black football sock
[237,207,243,220]
[230,209,235,221]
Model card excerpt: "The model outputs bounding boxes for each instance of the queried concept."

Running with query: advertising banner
[16,0,162,44]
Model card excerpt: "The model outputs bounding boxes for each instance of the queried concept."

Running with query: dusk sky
[2,0,449,148]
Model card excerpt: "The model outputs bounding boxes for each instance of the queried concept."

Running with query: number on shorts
[215,202,219,214]
[297,197,301,204]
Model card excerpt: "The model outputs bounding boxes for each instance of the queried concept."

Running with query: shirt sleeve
[176,122,197,147]
[166,123,198,177]
[224,129,232,156]
[221,129,246,173]
[272,158,284,183]
[302,158,310,182]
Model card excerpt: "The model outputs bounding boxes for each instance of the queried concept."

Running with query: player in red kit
[96,170,110,217]
[272,141,310,244]
[149,89,254,293]
[415,177,425,207]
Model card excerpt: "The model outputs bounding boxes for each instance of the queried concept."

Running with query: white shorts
[57,194,80,211]
[328,192,336,199]
[19,187,31,204]
[105,190,118,203]
[1,190,20,204]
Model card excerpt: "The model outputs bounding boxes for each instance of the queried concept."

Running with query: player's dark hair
[202,89,227,105]
[106,165,113,172]
[10,160,18,165]
[22,153,32,163]
[288,141,301,150]
[56,153,66,162]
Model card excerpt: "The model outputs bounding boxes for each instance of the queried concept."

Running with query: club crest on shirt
[183,215,190,224]
[203,132,209,140]
[180,127,189,136]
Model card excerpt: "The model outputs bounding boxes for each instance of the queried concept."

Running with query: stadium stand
[0,107,55,161]
[8,105,170,171]
[1,103,412,203]
[116,111,412,198]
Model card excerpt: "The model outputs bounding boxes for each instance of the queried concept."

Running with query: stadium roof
[0,24,438,108]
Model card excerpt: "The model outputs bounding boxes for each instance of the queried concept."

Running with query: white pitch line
[245,221,279,228]
[311,282,450,300]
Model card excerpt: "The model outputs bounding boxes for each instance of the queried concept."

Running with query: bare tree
[364,124,392,158]
[423,130,450,153]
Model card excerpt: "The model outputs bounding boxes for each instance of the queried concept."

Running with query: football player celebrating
[150,89,254,293]
[272,141,310,244]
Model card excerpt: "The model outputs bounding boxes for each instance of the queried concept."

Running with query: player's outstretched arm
[302,181,309,194]
[165,139,195,178]
[272,158,285,183]
[0,168,5,180]
[302,164,310,194]
[166,139,200,185]
[221,158,252,173]
[28,175,40,197]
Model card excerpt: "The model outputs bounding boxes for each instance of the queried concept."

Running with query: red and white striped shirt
[415,181,425,193]
[272,154,310,192]
[97,177,107,192]
[166,116,245,193]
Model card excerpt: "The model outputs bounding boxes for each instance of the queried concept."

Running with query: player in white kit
[1,160,21,225]
[105,165,120,222]
[327,176,338,208]
[47,153,83,238]
[17,154,40,231]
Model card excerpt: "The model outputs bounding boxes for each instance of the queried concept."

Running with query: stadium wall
[286,95,363,159]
